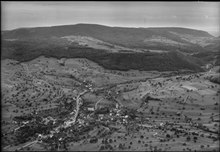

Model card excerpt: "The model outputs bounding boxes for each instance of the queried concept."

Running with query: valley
[1,56,219,151]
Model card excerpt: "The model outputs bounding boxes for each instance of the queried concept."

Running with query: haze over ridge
[2,2,220,36]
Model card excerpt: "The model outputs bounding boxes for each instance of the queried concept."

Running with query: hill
[1,24,209,72]
[1,39,203,72]
[2,24,214,52]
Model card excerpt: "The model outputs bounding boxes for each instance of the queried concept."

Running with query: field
[1,56,220,151]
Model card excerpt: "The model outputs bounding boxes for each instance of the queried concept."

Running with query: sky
[1,2,220,36]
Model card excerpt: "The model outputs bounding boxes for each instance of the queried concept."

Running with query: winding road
[72,90,88,123]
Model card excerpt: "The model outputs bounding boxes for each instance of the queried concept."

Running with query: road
[61,89,88,128]
[72,90,88,123]
[3,140,38,151]
[19,140,38,150]
[95,98,104,109]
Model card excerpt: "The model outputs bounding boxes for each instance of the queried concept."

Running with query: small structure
[206,64,212,69]
[182,85,197,91]
[88,107,95,111]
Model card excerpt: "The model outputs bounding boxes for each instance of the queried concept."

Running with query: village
[1,57,220,151]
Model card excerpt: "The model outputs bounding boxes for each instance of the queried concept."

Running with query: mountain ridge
[3,23,218,72]
[2,23,213,40]
[2,23,215,37]
[3,23,216,54]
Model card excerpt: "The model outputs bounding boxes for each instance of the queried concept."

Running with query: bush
[166,134,171,138]
[186,136,191,141]
[89,137,98,143]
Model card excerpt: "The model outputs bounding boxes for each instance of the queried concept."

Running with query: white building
[88,107,95,111]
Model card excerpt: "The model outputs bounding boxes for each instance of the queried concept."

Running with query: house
[99,114,104,119]
[116,103,119,109]
[88,107,95,111]
[206,64,212,69]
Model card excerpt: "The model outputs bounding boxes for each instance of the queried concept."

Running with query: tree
[166,134,171,138]
[109,139,112,143]
[118,143,123,150]
[186,136,191,141]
